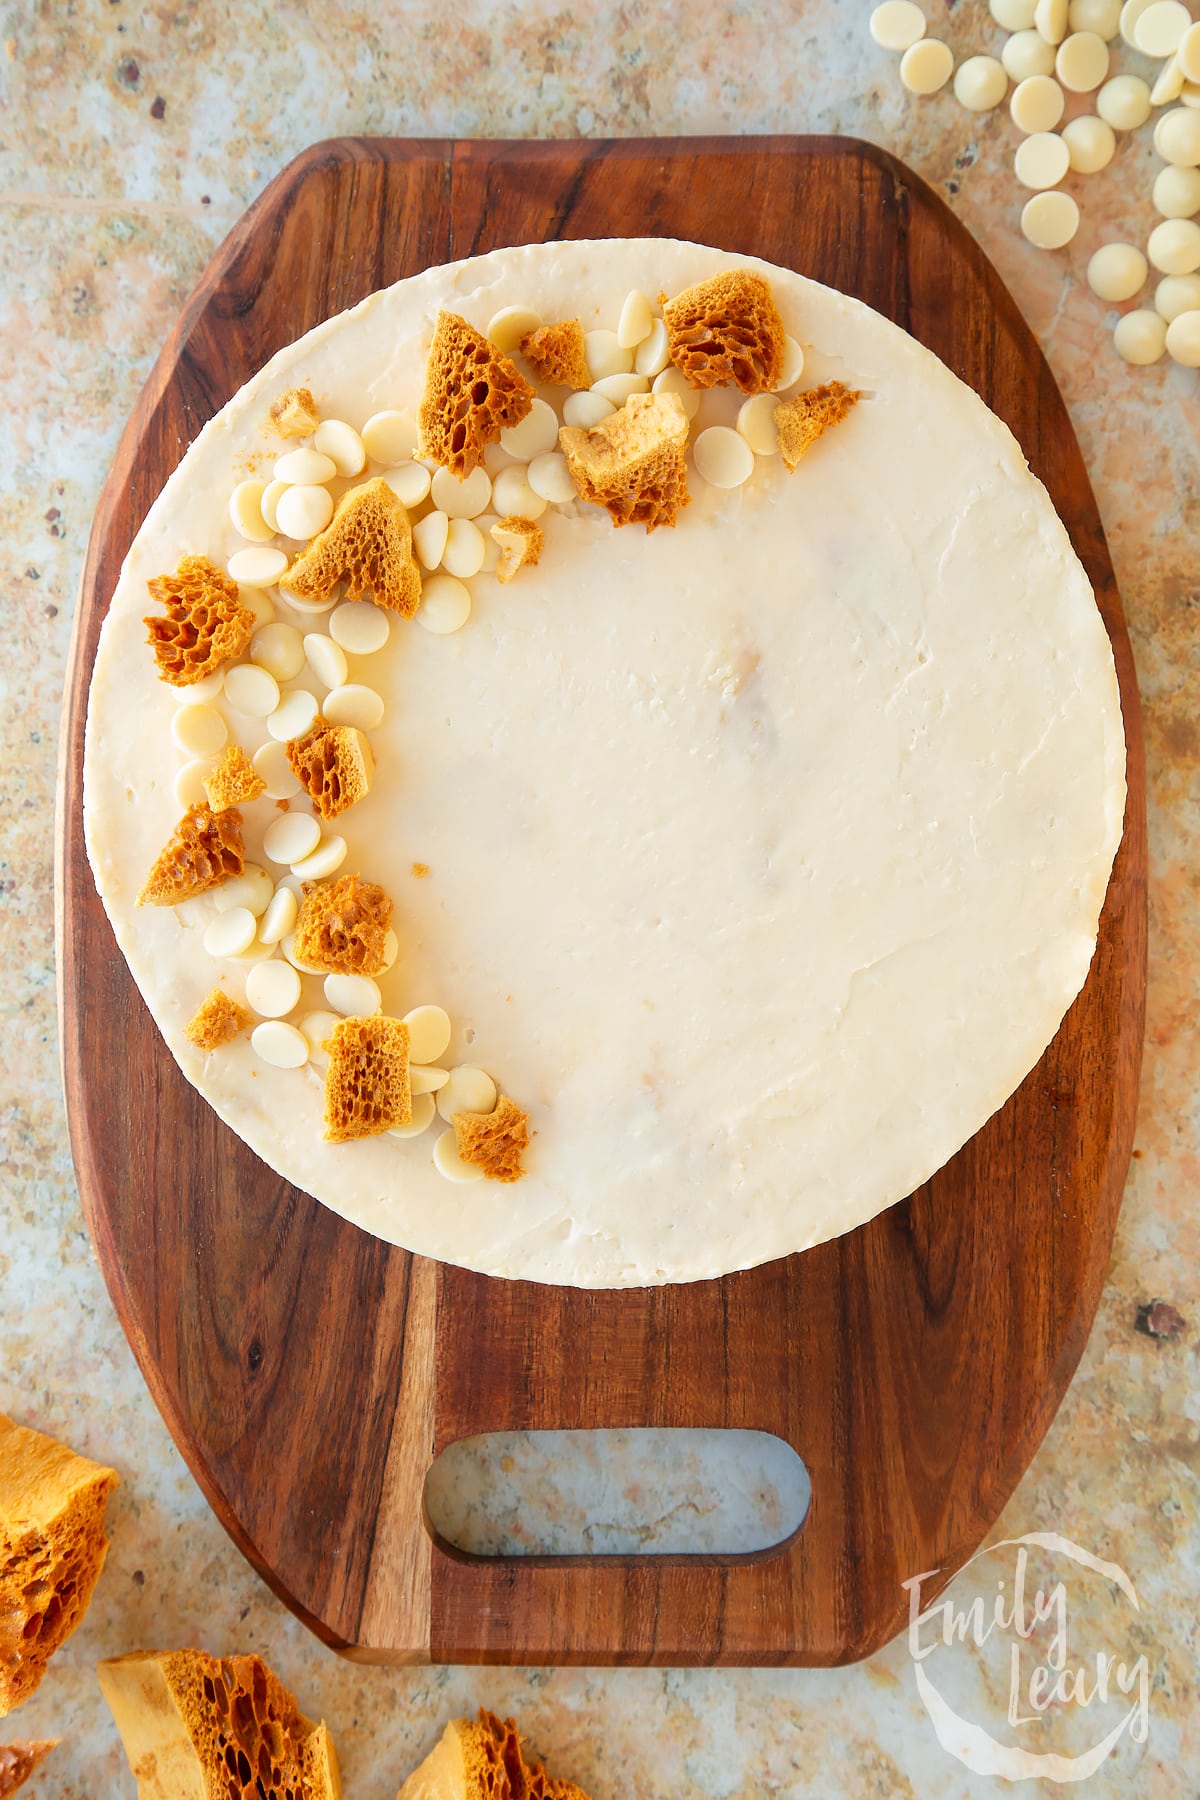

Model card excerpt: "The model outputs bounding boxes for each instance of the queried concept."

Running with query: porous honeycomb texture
[144,556,256,686]
[663,270,785,394]
[419,312,535,478]
[292,874,392,975]
[137,805,244,906]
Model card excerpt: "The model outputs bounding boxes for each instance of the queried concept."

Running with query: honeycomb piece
[418,312,535,479]
[489,517,544,585]
[663,269,785,394]
[773,381,859,471]
[204,744,266,813]
[323,1015,411,1142]
[0,1740,56,1796]
[144,556,256,687]
[184,989,252,1051]
[292,874,392,976]
[452,1096,530,1184]
[397,1710,590,1800]
[558,391,690,531]
[137,805,244,907]
[285,720,374,821]
[269,386,320,438]
[281,479,421,618]
[519,320,591,390]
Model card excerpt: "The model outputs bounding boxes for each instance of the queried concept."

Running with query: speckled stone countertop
[1,2,1197,1795]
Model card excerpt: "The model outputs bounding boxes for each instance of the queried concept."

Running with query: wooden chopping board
[57,137,1146,1666]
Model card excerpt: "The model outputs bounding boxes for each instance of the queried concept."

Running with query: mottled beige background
[1,0,1196,1795]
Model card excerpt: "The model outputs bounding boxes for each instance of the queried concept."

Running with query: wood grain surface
[57,137,1147,1666]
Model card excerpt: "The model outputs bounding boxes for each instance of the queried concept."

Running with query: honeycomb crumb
[285,719,374,820]
[323,1015,411,1142]
[663,269,785,395]
[269,386,320,438]
[184,988,252,1051]
[137,805,244,907]
[418,312,536,479]
[0,1414,119,1717]
[144,556,256,687]
[0,1740,56,1796]
[452,1096,530,1184]
[490,517,544,584]
[773,381,859,471]
[397,1710,590,1800]
[519,320,592,390]
[292,874,393,976]
[281,478,421,618]
[98,1649,340,1800]
[411,862,429,879]
[558,391,690,531]
[203,744,266,813]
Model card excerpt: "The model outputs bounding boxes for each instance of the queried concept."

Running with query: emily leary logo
[903,1533,1150,1783]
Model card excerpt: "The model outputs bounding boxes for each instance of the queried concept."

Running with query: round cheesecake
[84,238,1126,1287]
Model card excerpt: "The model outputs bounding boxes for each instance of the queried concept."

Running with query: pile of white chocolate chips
[871,0,1200,364]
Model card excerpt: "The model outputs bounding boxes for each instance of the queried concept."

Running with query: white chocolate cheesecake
[83,238,1126,1287]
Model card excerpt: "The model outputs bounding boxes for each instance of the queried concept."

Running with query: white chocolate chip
[1113,307,1168,360]
[1119,0,1156,43]
[1096,73,1152,128]
[381,462,432,508]
[174,760,211,808]
[303,632,349,690]
[251,621,306,681]
[871,0,927,47]
[442,517,486,579]
[213,865,274,916]
[1151,52,1186,105]
[436,1064,497,1122]
[232,937,277,965]
[1011,74,1066,131]
[252,739,302,799]
[266,688,320,741]
[1068,0,1121,33]
[900,37,954,92]
[617,289,654,348]
[591,372,650,405]
[323,972,382,1016]
[251,1020,309,1069]
[693,426,755,489]
[410,1064,451,1093]
[1180,18,1200,77]
[278,586,336,617]
[1154,270,1200,315]
[230,480,275,543]
[1177,77,1200,104]
[1061,113,1116,170]
[415,574,472,635]
[275,484,335,541]
[1148,217,1200,272]
[403,1004,452,1064]
[263,812,321,864]
[634,318,671,378]
[171,705,227,759]
[1020,190,1080,247]
[432,1130,485,1181]
[259,480,288,534]
[1087,241,1149,299]
[413,509,450,570]
[1055,29,1109,88]
[652,366,701,419]
[203,906,257,958]
[322,682,385,729]
[390,1093,437,1139]
[736,394,782,456]
[431,464,492,518]
[527,450,577,503]
[499,398,561,460]
[223,662,281,718]
[298,1009,339,1068]
[1155,105,1200,164]
[1003,29,1058,78]
[171,668,225,704]
[954,54,1008,110]
[246,958,302,1018]
[1035,0,1069,44]
[330,601,390,654]
[584,329,635,381]
[993,0,1037,25]
[1014,131,1071,188]
[313,418,366,478]
[562,390,616,430]
[487,306,540,352]
[228,547,288,585]
[361,410,418,464]
[491,465,549,519]
[1134,0,1190,54]
[274,448,337,485]
[1165,307,1200,361]
[774,336,806,393]
[257,884,298,945]
[475,517,501,574]
[380,927,399,972]
[289,833,346,881]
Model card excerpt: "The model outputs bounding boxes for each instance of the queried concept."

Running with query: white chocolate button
[228,546,288,585]
[313,418,365,478]
[322,682,384,729]
[432,1130,485,1181]
[415,574,472,635]
[431,464,492,519]
[436,1065,497,1122]
[1180,18,1200,77]
[203,906,257,958]
[1119,0,1157,44]
[174,759,210,807]
[475,517,500,575]
[1055,29,1109,87]
[774,336,806,393]
[259,480,288,534]
[651,366,701,419]
[900,37,954,92]
[251,1020,309,1069]
[954,55,1008,110]
[1002,28,1058,78]
[1068,0,1121,33]
[323,972,382,1016]
[223,662,280,717]
[527,451,577,502]
[214,865,273,917]
[1134,0,1190,53]
[275,484,334,541]
[617,289,654,348]
[1113,307,1168,360]
[251,621,305,681]
[279,583,336,616]
[1061,113,1116,170]
[252,739,302,799]
[992,0,1037,25]
[1011,74,1066,131]
[1149,217,1200,272]
[389,1093,437,1139]
[281,932,324,974]
[231,937,276,965]
[1087,241,1148,299]
[246,958,302,1018]
[1035,0,1069,43]
[1015,131,1071,187]
[413,509,450,570]
[403,1005,452,1065]
[584,329,634,381]
[736,394,782,456]
[303,632,349,690]
[634,318,671,378]
[1096,73,1152,128]
[1152,52,1185,105]
[871,0,927,46]
[330,601,390,654]
[298,1009,340,1068]
[1155,105,1200,164]
[1165,307,1200,361]
[487,305,540,352]
[170,668,225,704]
[263,812,321,864]
[230,479,274,543]
[381,462,432,508]
[693,426,755,489]
[410,1064,450,1094]
[291,833,347,881]
[499,398,560,460]
[442,518,486,579]
[1180,77,1200,104]
[273,448,337,485]
[257,884,298,945]
[562,390,615,430]
[1154,270,1200,316]
[491,465,549,520]
[380,927,399,972]
[591,373,650,405]
[1020,190,1080,247]
[266,688,320,742]
[171,705,227,758]
[361,410,418,464]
